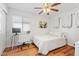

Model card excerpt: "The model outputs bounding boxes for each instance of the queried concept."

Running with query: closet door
[0,9,1,33]
[0,8,3,53]
[2,9,6,48]
[0,8,6,55]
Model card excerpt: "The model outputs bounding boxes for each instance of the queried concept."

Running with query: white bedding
[32,34,66,55]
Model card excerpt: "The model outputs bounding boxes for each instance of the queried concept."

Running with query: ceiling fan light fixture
[43,7,50,13]
[47,8,51,12]
[34,3,60,15]
[43,3,49,7]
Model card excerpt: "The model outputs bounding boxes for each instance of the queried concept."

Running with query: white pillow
[49,32,60,36]
[49,32,66,37]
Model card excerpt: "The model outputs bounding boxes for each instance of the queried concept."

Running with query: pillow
[49,32,61,37]
[49,31,67,37]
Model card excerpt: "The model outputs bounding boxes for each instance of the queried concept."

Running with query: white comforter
[32,34,66,55]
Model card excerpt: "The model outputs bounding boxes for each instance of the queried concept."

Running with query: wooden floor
[2,44,75,56]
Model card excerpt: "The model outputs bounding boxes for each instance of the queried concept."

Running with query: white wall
[6,8,51,47]
[7,5,79,48]
[0,3,8,55]
[50,8,79,46]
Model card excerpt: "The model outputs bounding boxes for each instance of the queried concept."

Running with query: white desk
[18,34,32,44]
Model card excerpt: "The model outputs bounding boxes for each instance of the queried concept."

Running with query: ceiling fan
[34,3,61,15]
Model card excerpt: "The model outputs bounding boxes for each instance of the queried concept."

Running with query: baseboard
[0,48,5,56]
[0,51,3,56]
[68,43,75,47]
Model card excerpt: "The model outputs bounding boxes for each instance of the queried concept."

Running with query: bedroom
[0,3,79,56]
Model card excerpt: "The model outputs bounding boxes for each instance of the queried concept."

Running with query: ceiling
[7,3,79,15]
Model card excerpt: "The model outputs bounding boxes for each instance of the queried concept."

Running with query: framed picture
[61,14,72,28]
[74,13,79,28]
[52,17,60,28]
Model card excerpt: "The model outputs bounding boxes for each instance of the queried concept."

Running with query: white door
[0,8,6,55]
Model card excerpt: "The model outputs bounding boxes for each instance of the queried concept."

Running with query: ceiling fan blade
[51,9,59,12]
[38,10,43,14]
[51,3,61,7]
[34,7,42,9]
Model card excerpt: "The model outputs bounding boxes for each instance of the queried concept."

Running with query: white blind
[12,16,22,23]
[12,16,30,32]
[13,23,22,29]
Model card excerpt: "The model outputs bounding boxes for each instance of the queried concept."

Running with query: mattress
[32,34,66,55]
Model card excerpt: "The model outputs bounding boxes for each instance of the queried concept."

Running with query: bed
[32,33,66,55]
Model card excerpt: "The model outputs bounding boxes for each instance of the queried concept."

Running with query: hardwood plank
[2,44,74,56]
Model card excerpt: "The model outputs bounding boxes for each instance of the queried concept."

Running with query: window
[12,16,31,32]
[13,23,22,31]
[23,23,30,32]
[12,16,22,23]
[12,16,22,32]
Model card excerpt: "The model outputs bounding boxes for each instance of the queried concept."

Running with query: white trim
[0,4,7,55]
[0,4,7,14]
[68,43,75,47]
